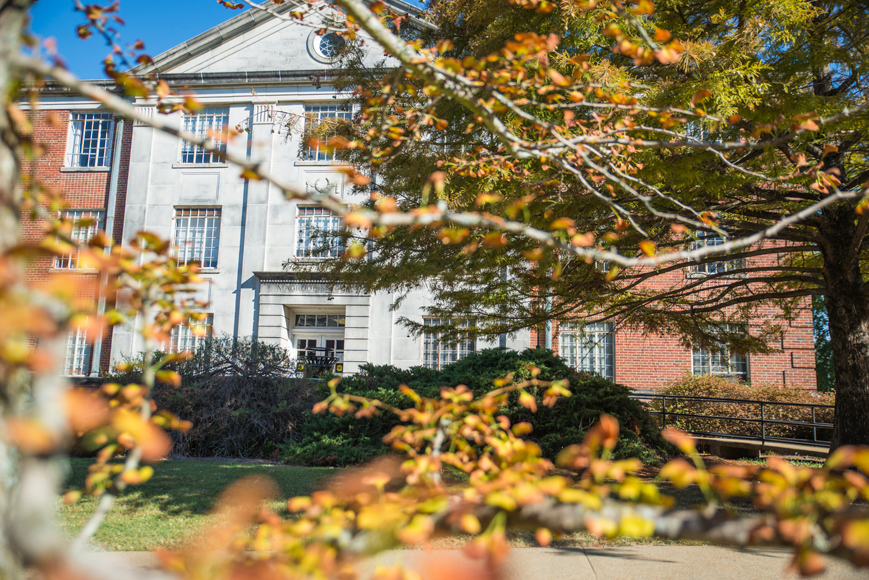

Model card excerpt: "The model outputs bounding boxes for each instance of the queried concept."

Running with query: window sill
[48,268,99,274]
[60,167,110,173]
[172,163,228,169]
[685,271,747,280]
[294,160,352,167]
[198,269,220,275]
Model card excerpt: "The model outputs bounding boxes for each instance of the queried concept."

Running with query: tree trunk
[0,2,37,579]
[821,213,869,450]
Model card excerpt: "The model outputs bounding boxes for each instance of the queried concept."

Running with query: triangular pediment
[136,0,425,76]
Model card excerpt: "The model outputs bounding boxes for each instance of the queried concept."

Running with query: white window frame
[302,103,353,162]
[690,233,746,276]
[292,311,346,372]
[168,314,213,354]
[316,33,345,60]
[295,206,343,259]
[294,313,346,328]
[65,112,114,168]
[63,326,93,377]
[54,210,105,270]
[173,208,221,268]
[179,107,229,165]
[692,325,749,381]
[422,318,476,370]
[559,321,615,380]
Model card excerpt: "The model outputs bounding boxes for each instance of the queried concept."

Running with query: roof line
[135,0,428,76]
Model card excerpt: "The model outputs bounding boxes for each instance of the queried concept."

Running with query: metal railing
[630,393,834,448]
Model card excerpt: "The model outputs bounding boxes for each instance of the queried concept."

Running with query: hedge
[280,348,668,466]
[652,374,834,442]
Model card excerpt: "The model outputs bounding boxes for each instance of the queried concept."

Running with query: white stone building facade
[103,3,531,373]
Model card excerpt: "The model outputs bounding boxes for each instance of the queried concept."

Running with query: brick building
[22,2,817,390]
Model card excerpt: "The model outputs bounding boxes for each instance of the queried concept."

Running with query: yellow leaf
[619,514,654,537]
[519,391,537,412]
[558,488,602,509]
[397,515,434,545]
[550,218,576,230]
[344,241,368,260]
[639,240,656,257]
[475,193,503,207]
[459,513,481,534]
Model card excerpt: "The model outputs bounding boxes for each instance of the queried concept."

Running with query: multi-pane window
[168,314,213,354]
[294,314,345,328]
[317,33,346,59]
[422,318,476,370]
[180,107,229,164]
[66,112,114,168]
[303,104,353,161]
[63,326,92,376]
[691,234,745,275]
[295,207,343,258]
[692,326,749,381]
[294,311,346,375]
[173,208,221,268]
[55,210,105,269]
[296,338,345,363]
[559,321,615,380]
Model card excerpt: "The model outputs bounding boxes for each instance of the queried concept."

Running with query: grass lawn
[60,459,335,551]
[60,454,817,552]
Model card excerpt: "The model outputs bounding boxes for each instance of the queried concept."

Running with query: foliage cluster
[108,337,322,458]
[656,374,835,441]
[282,348,666,466]
[4,0,869,578]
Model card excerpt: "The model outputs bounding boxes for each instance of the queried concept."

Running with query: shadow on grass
[64,458,335,517]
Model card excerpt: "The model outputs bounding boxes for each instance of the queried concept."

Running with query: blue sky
[28,1,251,79]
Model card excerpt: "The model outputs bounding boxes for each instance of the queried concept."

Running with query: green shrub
[654,374,834,441]
[106,337,321,458]
[281,348,667,466]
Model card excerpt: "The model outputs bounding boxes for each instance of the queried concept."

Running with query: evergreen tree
[324,0,869,448]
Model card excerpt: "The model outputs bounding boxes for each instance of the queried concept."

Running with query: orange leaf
[482,232,507,247]
[691,89,712,108]
[5,418,56,454]
[535,528,552,547]
[653,28,671,42]
[343,212,372,229]
[571,232,595,247]
[662,427,696,455]
[66,389,110,434]
[111,409,171,462]
[547,69,568,86]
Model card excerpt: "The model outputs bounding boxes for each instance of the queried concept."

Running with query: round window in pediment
[308,31,346,63]
[318,33,345,59]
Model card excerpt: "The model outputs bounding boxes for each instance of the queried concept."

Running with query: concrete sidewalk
[72,546,869,580]
[370,546,869,580]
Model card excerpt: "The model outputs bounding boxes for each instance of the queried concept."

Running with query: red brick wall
[544,245,818,391]
[21,109,132,375]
